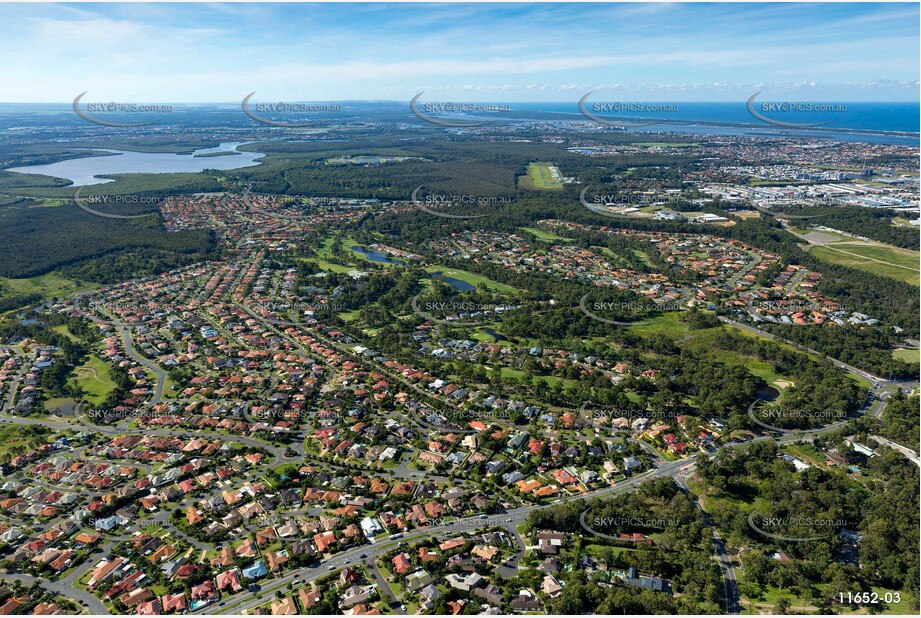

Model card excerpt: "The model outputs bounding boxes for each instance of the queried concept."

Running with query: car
[344,559,351,564]
[506,518,513,523]
[479,514,488,519]
[359,553,367,559]
[219,602,226,607]
[327,565,336,571]
[293,574,300,579]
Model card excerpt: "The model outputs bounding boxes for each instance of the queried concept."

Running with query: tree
[774,596,791,614]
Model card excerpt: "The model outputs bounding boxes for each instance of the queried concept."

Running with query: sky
[1,2,918,103]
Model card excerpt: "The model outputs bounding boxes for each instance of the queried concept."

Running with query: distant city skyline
[0,2,918,103]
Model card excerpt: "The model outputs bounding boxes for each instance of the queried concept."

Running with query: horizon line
[1,99,920,105]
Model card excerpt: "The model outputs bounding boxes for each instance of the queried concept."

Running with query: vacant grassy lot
[810,242,919,286]
[52,324,80,342]
[0,423,51,460]
[1,272,96,303]
[893,348,921,363]
[69,355,117,405]
[521,226,573,242]
[626,311,689,335]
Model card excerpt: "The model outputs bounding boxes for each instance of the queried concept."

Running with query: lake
[350,246,404,265]
[429,271,476,291]
[5,142,265,186]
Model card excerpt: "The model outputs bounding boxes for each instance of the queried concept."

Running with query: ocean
[510,102,920,134]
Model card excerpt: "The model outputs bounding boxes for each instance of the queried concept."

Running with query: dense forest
[0,197,217,279]
[877,392,920,452]
[525,478,723,614]
[696,440,919,612]
[762,323,918,379]
[793,205,919,250]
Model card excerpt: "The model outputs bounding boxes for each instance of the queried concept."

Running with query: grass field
[1,272,96,304]
[808,240,919,286]
[490,366,574,387]
[519,162,564,190]
[470,326,510,345]
[626,312,689,335]
[873,587,915,614]
[722,322,874,390]
[0,423,51,460]
[590,246,635,266]
[52,324,80,342]
[309,235,362,273]
[521,226,573,242]
[631,249,652,266]
[69,355,117,405]
[893,348,921,363]
[422,266,520,294]
[740,583,912,615]
[339,309,362,322]
[583,543,639,558]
